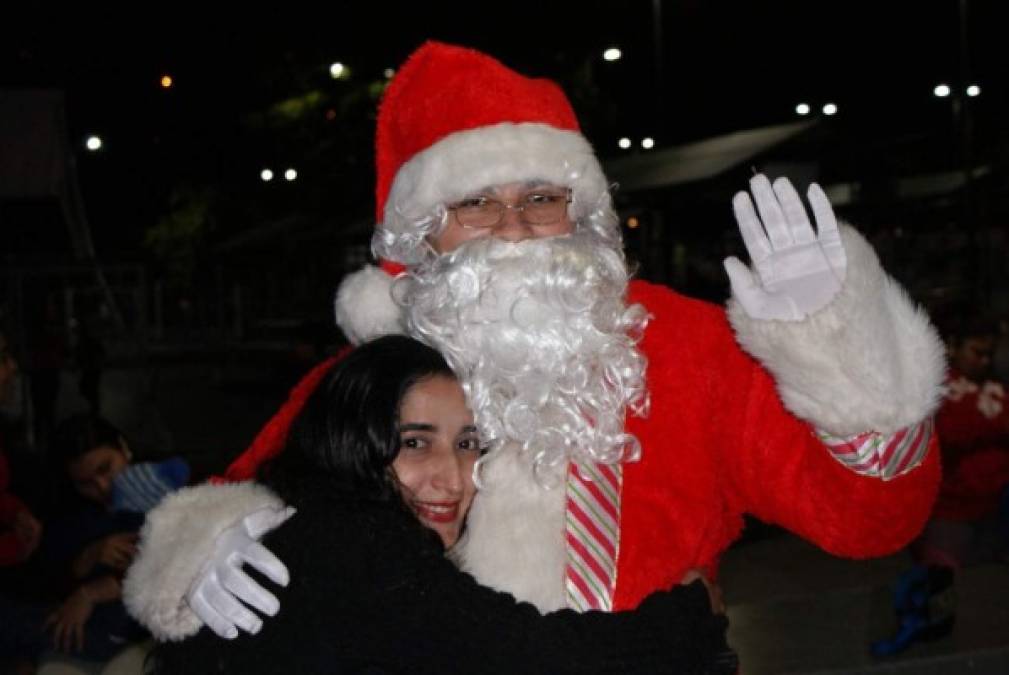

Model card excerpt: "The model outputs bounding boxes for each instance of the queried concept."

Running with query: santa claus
[124,41,945,640]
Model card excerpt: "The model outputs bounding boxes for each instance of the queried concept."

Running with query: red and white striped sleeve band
[817,417,933,481]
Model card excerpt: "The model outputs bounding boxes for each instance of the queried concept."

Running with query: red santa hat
[335,41,611,343]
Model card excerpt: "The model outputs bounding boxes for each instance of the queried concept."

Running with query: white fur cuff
[334,265,405,345]
[122,482,284,641]
[728,225,946,436]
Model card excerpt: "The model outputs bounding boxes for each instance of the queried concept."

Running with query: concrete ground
[721,527,1009,674]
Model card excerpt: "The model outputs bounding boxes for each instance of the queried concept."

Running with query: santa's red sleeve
[716,225,945,556]
[625,226,944,563]
[719,341,941,557]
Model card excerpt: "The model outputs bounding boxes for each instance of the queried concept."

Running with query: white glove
[186,505,295,639]
[724,174,846,321]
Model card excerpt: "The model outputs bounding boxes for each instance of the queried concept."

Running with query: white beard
[398,232,649,609]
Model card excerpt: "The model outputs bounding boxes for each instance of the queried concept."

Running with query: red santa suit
[124,41,945,638]
[219,236,943,617]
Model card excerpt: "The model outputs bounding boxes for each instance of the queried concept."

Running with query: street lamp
[603,47,622,62]
[330,62,348,79]
[85,136,102,151]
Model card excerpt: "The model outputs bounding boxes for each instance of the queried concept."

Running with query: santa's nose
[492,207,535,243]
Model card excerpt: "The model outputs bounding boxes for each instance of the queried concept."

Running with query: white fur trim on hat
[122,482,284,641]
[377,122,611,265]
[727,224,946,437]
[334,265,405,345]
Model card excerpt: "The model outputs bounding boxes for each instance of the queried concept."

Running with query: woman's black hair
[263,335,456,504]
[49,413,126,467]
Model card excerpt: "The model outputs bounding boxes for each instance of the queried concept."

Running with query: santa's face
[393,374,481,547]
[429,182,574,254]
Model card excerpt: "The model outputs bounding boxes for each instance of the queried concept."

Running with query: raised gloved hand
[724,174,847,321]
[186,505,295,639]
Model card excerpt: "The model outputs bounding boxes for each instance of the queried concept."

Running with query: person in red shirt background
[923,314,1009,564]
[872,313,1009,656]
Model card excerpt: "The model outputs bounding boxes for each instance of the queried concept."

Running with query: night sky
[2,1,1004,256]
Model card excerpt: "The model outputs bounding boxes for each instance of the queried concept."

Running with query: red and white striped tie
[564,462,622,611]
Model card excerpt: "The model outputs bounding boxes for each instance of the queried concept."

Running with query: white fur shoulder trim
[728,224,946,436]
[123,482,284,641]
[334,265,405,345]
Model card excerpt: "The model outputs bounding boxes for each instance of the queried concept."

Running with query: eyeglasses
[448,189,572,229]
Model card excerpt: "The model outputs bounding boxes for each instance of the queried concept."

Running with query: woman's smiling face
[392,375,481,547]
